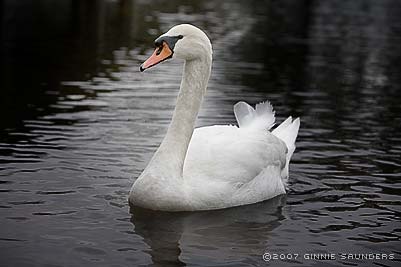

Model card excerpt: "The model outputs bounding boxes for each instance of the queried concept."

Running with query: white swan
[129,24,300,211]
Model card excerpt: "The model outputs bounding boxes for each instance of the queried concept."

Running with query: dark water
[1,0,401,266]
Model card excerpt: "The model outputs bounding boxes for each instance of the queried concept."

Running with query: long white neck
[148,56,211,178]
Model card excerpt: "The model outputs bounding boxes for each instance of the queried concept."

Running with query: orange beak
[140,42,173,72]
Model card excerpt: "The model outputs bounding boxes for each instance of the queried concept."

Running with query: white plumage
[129,24,300,211]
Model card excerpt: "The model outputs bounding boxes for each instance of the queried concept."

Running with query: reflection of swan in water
[129,24,300,211]
[130,196,286,266]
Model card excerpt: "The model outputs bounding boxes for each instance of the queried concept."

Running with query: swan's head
[140,24,212,72]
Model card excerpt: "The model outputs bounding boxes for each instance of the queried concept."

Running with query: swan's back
[182,100,300,209]
[184,125,286,183]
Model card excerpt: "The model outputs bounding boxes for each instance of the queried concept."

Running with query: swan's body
[129,24,300,211]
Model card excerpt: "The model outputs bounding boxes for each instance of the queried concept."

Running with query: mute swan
[129,24,300,211]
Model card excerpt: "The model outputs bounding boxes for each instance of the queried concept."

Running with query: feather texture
[234,101,275,130]
[272,116,300,187]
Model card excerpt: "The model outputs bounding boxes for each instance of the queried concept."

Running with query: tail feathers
[234,101,275,130]
[272,116,292,137]
[272,117,300,187]
[234,100,300,188]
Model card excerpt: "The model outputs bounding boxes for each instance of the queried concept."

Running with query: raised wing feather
[234,101,275,130]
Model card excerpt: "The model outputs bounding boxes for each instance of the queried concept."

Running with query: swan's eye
[156,46,163,55]
[154,35,184,52]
